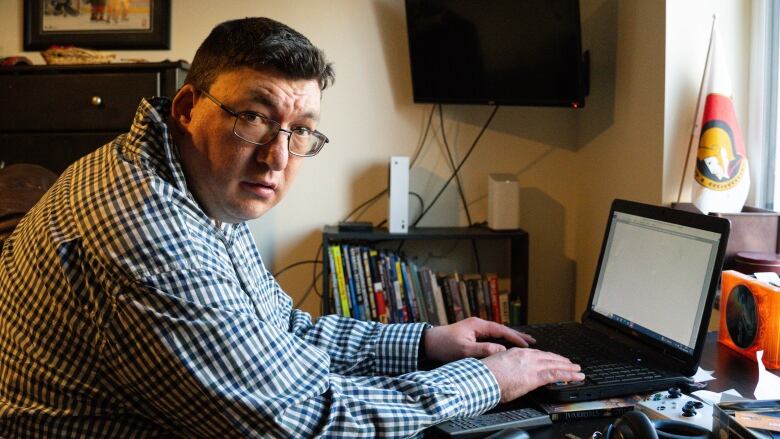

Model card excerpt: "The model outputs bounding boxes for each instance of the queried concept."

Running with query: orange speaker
[719,270,780,369]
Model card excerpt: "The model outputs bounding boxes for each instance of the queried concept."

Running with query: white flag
[691,21,750,214]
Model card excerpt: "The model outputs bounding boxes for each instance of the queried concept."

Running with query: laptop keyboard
[522,323,667,384]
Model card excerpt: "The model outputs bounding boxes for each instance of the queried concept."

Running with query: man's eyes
[239,112,266,124]
[238,112,314,132]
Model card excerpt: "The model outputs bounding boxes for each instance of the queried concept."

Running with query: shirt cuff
[433,358,502,417]
[374,322,431,376]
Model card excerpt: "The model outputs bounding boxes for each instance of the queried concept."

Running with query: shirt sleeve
[288,307,430,376]
[104,273,500,438]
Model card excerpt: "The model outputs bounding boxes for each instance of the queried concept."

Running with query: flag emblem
[694,94,748,191]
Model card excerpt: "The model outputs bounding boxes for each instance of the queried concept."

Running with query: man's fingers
[543,367,586,383]
[471,342,507,358]
[476,320,534,347]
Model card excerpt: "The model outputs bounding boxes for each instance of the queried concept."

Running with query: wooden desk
[434,332,776,438]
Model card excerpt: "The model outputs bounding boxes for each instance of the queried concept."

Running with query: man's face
[175,67,322,223]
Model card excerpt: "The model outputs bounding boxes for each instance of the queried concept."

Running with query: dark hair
[185,17,335,91]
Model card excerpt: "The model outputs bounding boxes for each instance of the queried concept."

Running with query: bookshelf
[321,226,529,325]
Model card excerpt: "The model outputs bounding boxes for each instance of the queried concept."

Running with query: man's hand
[481,348,585,403]
[424,317,536,363]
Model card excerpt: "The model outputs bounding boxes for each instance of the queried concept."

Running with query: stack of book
[327,244,520,325]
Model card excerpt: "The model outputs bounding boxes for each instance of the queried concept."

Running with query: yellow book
[330,245,351,318]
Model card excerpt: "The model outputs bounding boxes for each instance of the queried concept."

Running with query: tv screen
[405,0,587,107]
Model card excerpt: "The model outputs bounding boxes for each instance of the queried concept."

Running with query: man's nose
[256,132,289,171]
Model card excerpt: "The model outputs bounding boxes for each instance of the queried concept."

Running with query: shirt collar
[124,97,241,242]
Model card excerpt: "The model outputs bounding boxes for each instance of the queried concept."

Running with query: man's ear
[170,84,197,133]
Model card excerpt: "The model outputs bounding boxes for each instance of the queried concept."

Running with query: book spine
[360,247,378,321]
[408,262,428,323]
[327,246,341,316]
[452,273,470,320]
[498,277,512,325]
[487,274,502,323]
[481,279,492,321]
[438,274,456,324]
[330,245,351,318]
[448,277,465,321]
[351,246,370,320]
[430,271,449,325]
[550,405,634,421]
[499,291,510,325]
[473,278,487,320]
[400,261,418,322]
[392,257,408,322]
[416,265,437,325]
[368,249,389,323]
[377,254,395,322]
[342,244,362,321]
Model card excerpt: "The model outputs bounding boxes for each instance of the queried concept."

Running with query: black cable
[409,191,425,223]
[341,105,436,223]
[311,244,322,298]
[411,104,437,167]
[438,104,473,225]
[295,271,324,309]
[413,105,500,227]
[274,259,322,277]
[343,188,388,222]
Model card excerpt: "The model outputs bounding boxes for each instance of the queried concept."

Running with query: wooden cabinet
[0,61,188,173]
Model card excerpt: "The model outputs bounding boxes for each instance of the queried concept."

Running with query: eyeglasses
[198,89,328,157]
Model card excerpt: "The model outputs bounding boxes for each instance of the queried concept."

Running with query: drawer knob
[90,96,103,107]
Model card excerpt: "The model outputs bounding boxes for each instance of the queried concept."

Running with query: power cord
[412,105,500,227]
[438,104,473,225]
[342,105,436,223]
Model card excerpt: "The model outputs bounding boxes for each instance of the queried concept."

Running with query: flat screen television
[405,0,588,107]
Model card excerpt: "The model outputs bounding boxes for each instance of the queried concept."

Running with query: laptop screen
[590,211,722,355]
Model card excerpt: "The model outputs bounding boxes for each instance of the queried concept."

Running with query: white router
[388,156,409,233]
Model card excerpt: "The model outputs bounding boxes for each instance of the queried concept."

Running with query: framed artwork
[24,0,170,50]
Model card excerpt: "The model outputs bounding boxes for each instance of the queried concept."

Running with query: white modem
[389,156,409,233]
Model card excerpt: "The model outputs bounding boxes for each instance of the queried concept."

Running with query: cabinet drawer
[0,72,159,131]
[0,132,119,174]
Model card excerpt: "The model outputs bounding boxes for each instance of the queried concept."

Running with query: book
[327,246,341,316]
[406,261,428,323]
[356,246,377,320]
[437,273,456,324]
[329,245,351,318]
[415,265,438,325]
[537,394,643,421]
[342,244,362,320]
[445,275,465,321]
[368,249,390,323]
[485,273,502,323]
[350,246,370,320]
[426,268,449,325]
[499,290,510,325]
[498,277,512,325]
[481,279,493,321]
[464,273,486,319]
[391,256,408,322]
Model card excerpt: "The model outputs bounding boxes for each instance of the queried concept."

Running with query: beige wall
[0,0,751,322]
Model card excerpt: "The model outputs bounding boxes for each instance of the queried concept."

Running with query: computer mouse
[483,427,530,439]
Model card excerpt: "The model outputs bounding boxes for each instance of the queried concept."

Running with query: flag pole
[677,14,717,204]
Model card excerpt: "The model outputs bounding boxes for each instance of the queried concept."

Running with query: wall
[0,0,752,323]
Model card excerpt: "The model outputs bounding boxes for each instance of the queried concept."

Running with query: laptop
[519,198,730,402]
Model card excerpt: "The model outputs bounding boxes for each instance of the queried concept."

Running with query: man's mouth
[241,180,277,198]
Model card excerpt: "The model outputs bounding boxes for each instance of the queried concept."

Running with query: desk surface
[440,331,775,438]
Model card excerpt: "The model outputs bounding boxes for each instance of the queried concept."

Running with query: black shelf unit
[321,226,529,325]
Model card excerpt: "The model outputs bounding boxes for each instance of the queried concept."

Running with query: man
[0,18,583,437]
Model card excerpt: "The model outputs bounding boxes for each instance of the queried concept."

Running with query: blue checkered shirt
[0,98,500,438]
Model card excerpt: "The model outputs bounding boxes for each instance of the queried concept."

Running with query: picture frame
[24,0,171,50]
